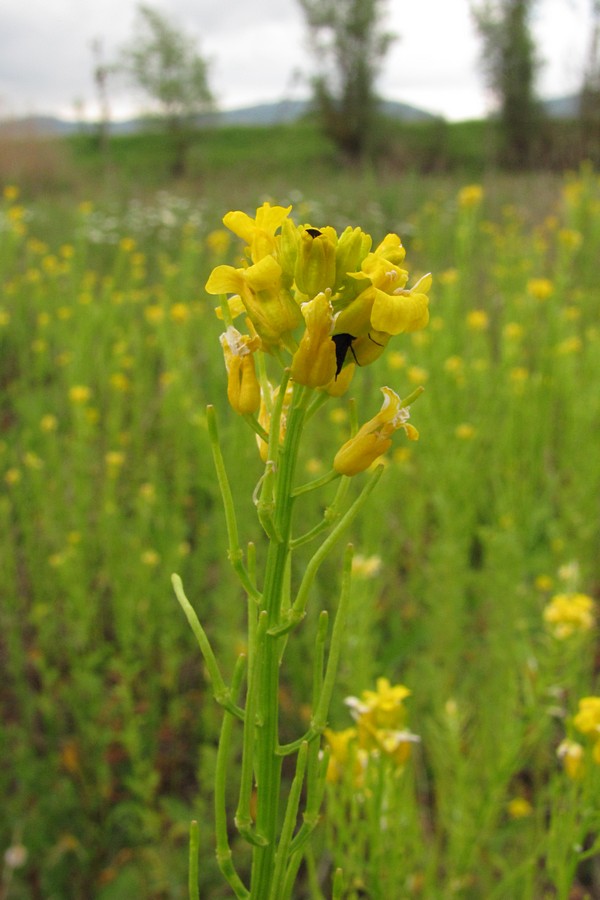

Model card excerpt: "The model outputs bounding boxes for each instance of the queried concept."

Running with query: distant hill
[0,93,582,138]
[0,97,438,138]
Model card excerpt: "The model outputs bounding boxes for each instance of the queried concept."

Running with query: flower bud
[294,226,337,297]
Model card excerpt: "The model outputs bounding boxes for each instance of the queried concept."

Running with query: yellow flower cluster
[205,203,431,472]
[558,696,600,778]
[325,677,419,784]
[543,591,595,639]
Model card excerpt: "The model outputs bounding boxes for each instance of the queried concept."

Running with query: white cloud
[0,0,593,122]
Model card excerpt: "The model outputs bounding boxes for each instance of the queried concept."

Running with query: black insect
[305,227,322,238]
[332,332,358,376]
[331,332,385,377]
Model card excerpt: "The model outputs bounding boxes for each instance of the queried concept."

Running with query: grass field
[1,124,599,899]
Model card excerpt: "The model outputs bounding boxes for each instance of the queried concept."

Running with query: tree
[580,0,600,161]
[297,0,395,161]
[471,0,543,167]
[119,4,213,175]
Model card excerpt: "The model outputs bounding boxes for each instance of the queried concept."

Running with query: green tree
[471,0,544,167]
[297,0,395,161]
[119,4,213,176]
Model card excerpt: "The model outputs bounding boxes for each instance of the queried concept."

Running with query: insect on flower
[332,333,357,376]
[332,332,385,377]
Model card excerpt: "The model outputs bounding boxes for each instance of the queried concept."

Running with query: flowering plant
[172,202,431,898]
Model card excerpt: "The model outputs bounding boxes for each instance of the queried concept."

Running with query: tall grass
[1,158,599,898]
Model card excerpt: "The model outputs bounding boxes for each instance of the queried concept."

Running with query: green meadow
[1,122,599,898]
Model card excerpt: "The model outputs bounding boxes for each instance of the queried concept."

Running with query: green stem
[268,466,384,637]
[188,820,200,900]
[172,574,244,720]
[249,382,310,898]
[268,742,309,900]
[215,655,250,899]
[206,405,262,603]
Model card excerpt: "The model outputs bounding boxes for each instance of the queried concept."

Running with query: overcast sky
[0,0,593,122]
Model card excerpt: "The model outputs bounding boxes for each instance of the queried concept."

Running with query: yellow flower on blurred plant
[141,549,160,567]
[105,450,126,471]
[438,267,458,285]
[351,554,382,579]
[3,184,20,202]
[347,677,411,730]
[110,372,131,392]
[543,592,595,639]
[333,387,419,476]
[386,351,407,370]
[323,727,359,784]
[119,236,136,253]
[40,414,58,433]
[145,304,165,324]
[573,696,600,741]
[503,322,523,341]
[534,573,553,592]
[170,302,190,322]
[466,309,489,331]
[555,336,582,355]
[527,278,553,301]
[206,228,231,256]
[558,229,582,251]
[345,678,419,768]
[507,797,532,819]
[407,365,428,384]
[455,423,476,440]
[558,738,585,779]
[69,385,91,404]
[458,184,483,208]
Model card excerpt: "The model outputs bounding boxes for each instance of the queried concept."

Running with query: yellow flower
[455,423,476,440]
[170,302,190,322]
[503,322,523,341]
[40,414,58,433]
[351,554,382,579]
[527,278,553,301]
[290,293,337,387]
[3,184,20,202]
[294,225,337,297]
[223,202,292,263]
[141,549,160,567]
[105,450,126,470]
[534,574,553,592]
[507,797,532,819]
[543,592,595,639]
[206,255,302,345]
[466,309,489,331]
[119,236,136,253]
[206,228,231,256]
[556,336,582,355]
[69,385,91,404]
[348,677,411,730]
[323,361,355,397]
[219,326,261,415]
[344,678,419,767]
[573,697,600,739]
[557,738,585,779]
[324,727,359,783]
[458,184,483,208]
[333,387,419,476]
